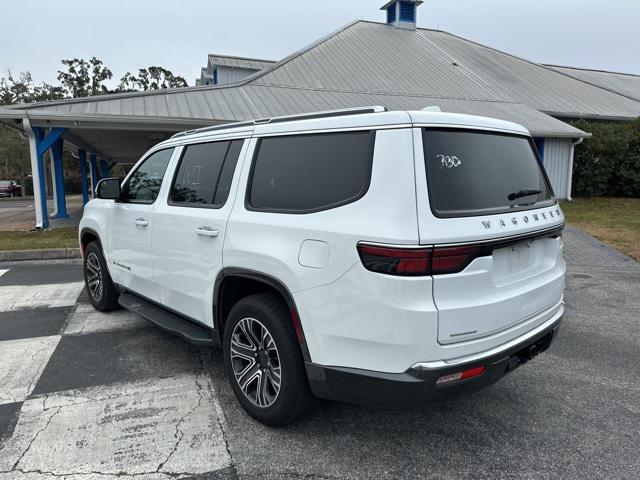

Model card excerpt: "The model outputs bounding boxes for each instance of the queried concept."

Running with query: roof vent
[381,1,423,29]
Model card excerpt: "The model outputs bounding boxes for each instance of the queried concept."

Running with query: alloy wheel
[230,317,282,407]
[85,252,103,302]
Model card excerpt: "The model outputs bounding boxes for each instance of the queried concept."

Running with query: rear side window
[422,128,554,217]
[248,131,375,213]
[170,139,243,207]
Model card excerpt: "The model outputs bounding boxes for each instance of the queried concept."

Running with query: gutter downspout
[567,137,583,201]
[23,118,46,229]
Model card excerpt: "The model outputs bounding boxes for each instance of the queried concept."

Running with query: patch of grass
[561,197,640,261]
[0,227,78,251]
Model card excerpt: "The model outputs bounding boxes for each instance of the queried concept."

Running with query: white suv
[80,107,565,425]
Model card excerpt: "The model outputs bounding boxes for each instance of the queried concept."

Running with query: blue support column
[51,138,68,219]
[100,159,110,180]
[89,154,99,194]
[79,149,90,205]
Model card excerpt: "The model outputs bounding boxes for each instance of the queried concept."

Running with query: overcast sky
[2,0,639,88]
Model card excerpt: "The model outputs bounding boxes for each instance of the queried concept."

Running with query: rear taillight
[357,244,432,276]
[357,243,483,276]
[431,245,482,275]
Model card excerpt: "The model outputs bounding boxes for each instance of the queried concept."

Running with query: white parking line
[0,335,61,405]
[0,269,8,278]
[0,282,84,312]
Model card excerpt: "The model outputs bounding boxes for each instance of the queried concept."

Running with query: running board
[118,292,214,346]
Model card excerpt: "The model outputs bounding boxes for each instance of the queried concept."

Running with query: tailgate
[433,229,565,344]
[414,126,567,345]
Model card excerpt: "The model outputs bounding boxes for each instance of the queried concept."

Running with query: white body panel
[434,237,565,345]
[225,129,419,363]
[79,109,566,375]
[151,139,251,326]
[107,201,158,300]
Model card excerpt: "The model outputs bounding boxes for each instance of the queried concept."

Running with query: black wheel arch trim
[80,227,103,251]
[80,228,119,290]
[214,267,312,362]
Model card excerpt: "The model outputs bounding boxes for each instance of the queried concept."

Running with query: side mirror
[96,178,121,200]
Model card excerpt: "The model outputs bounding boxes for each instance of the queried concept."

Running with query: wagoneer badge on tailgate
[481,208,562,230]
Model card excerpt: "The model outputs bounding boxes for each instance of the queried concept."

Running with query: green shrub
[571,119,640,197]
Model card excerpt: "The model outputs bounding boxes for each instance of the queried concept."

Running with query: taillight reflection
[356,244,432,276]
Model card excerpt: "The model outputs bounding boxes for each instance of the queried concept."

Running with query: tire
[223,293,314,426]
[83,241,120,311]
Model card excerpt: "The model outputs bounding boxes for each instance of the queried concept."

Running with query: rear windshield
[422,128,555,217]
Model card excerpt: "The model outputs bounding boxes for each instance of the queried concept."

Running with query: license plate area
[505,330,554,373]
[508,241,532,271]
[491,238,550,286]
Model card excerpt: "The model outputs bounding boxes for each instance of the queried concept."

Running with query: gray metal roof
[546,65,640,102]
[0,83,586,138]
[250,21,640,120]
[14,19,640,147]
[207,54,276,71]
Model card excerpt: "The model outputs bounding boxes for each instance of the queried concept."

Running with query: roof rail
[171,106,387,139]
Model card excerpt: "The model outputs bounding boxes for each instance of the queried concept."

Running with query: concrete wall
[542,137,573,199]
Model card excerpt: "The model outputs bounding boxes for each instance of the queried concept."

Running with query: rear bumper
[306,314,562,408]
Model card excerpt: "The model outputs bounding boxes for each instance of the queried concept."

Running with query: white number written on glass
[437,154,462,169]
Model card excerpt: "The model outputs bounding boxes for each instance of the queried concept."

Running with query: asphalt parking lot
[0,225,638,480]
[0,196,83,230]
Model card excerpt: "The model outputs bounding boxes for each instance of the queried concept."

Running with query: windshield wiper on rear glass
[507,188,542,201]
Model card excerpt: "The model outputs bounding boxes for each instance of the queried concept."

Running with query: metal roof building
[196,54,276,86]
[546,65,640,103]
[1,0,639,228]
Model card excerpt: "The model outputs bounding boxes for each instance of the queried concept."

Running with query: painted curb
[0,248,81,262]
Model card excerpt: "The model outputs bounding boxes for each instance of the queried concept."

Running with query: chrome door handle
[195,227,219,237]
[134,218,149,227]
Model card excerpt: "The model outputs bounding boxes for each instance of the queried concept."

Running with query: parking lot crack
[23,342,59,398]
[10,405,62,472]
[155,372,205,474]
[7,467,201,478]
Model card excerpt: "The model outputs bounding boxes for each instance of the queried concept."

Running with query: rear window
[0,181,10,187]
[248,131,375,213]
[422,128,554,217]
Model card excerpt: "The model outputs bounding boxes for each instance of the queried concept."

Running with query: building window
[213,68,218,85]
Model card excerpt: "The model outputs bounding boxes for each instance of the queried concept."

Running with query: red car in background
[0,180,22,197]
